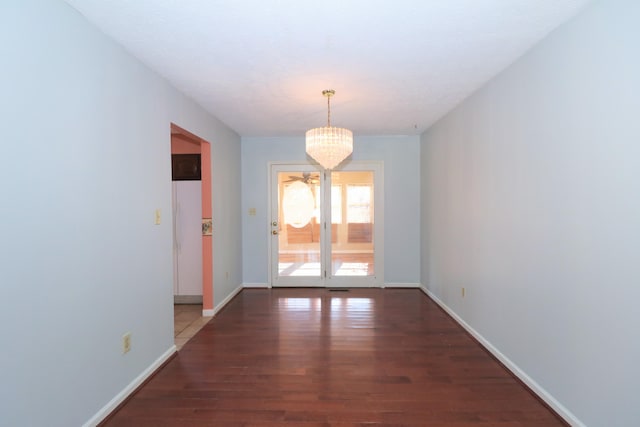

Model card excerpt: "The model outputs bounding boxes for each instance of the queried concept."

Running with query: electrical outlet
[122,332,131,354]
[461,287,465,298]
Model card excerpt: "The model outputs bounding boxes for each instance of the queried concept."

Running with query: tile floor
[173,304,212,350]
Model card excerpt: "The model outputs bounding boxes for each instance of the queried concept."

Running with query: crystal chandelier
[305,89,353,170]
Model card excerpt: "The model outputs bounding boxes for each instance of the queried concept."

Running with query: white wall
[420,0,640,425]
[242,136,420,286]
[0,1,241,426]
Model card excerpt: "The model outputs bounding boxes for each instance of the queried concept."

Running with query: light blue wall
[0,1,241,426]
[420,0,640,425]
[242,136,421,285]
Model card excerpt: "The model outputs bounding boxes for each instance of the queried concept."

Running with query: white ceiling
[64,0,591,137]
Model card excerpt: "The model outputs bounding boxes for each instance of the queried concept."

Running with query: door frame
[268,161,384,288]
[170,123,213,316]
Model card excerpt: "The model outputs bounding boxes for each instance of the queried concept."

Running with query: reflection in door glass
[331,171,374,276]
[277,172,322,277]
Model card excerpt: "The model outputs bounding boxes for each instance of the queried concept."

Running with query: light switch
[154,209,161,225]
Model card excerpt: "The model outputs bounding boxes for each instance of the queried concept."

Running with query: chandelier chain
[327,93,331,127]
[322,89,335,127]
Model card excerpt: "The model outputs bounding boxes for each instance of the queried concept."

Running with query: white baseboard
[213,285,243,315]
[242,282,270,288]
[202,308,215,316]
[83,346,176,427]
[419,286,584,427]
[384,282,421,288]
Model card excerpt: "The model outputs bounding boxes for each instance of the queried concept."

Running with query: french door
[270,162,383,287]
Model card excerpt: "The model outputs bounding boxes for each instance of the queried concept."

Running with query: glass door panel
[271,166,324,286]
[330,171,375,277]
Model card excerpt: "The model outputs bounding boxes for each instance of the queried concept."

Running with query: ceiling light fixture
[305,89,353,170]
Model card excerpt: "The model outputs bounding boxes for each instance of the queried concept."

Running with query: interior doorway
[269,162,384,287]
[170,124,213,316]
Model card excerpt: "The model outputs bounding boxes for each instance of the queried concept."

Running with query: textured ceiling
[64,0,591,137]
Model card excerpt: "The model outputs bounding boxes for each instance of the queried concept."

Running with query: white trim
[243,282,270,288]
[419,286,585,427]
[213,285,243,315]
[278,249,375,255]
[83,346,176,427]
[384,282,420,288]
[202,309,215,316]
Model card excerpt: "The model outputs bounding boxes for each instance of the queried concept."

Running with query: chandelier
[305,89,353,170]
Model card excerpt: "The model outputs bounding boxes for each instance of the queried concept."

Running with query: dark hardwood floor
[103,288,566,426]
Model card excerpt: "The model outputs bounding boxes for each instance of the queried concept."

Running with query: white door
[172,181,203,296]
[270,162,383,287]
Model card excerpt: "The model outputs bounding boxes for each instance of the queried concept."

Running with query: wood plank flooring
[103,288,566,426]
